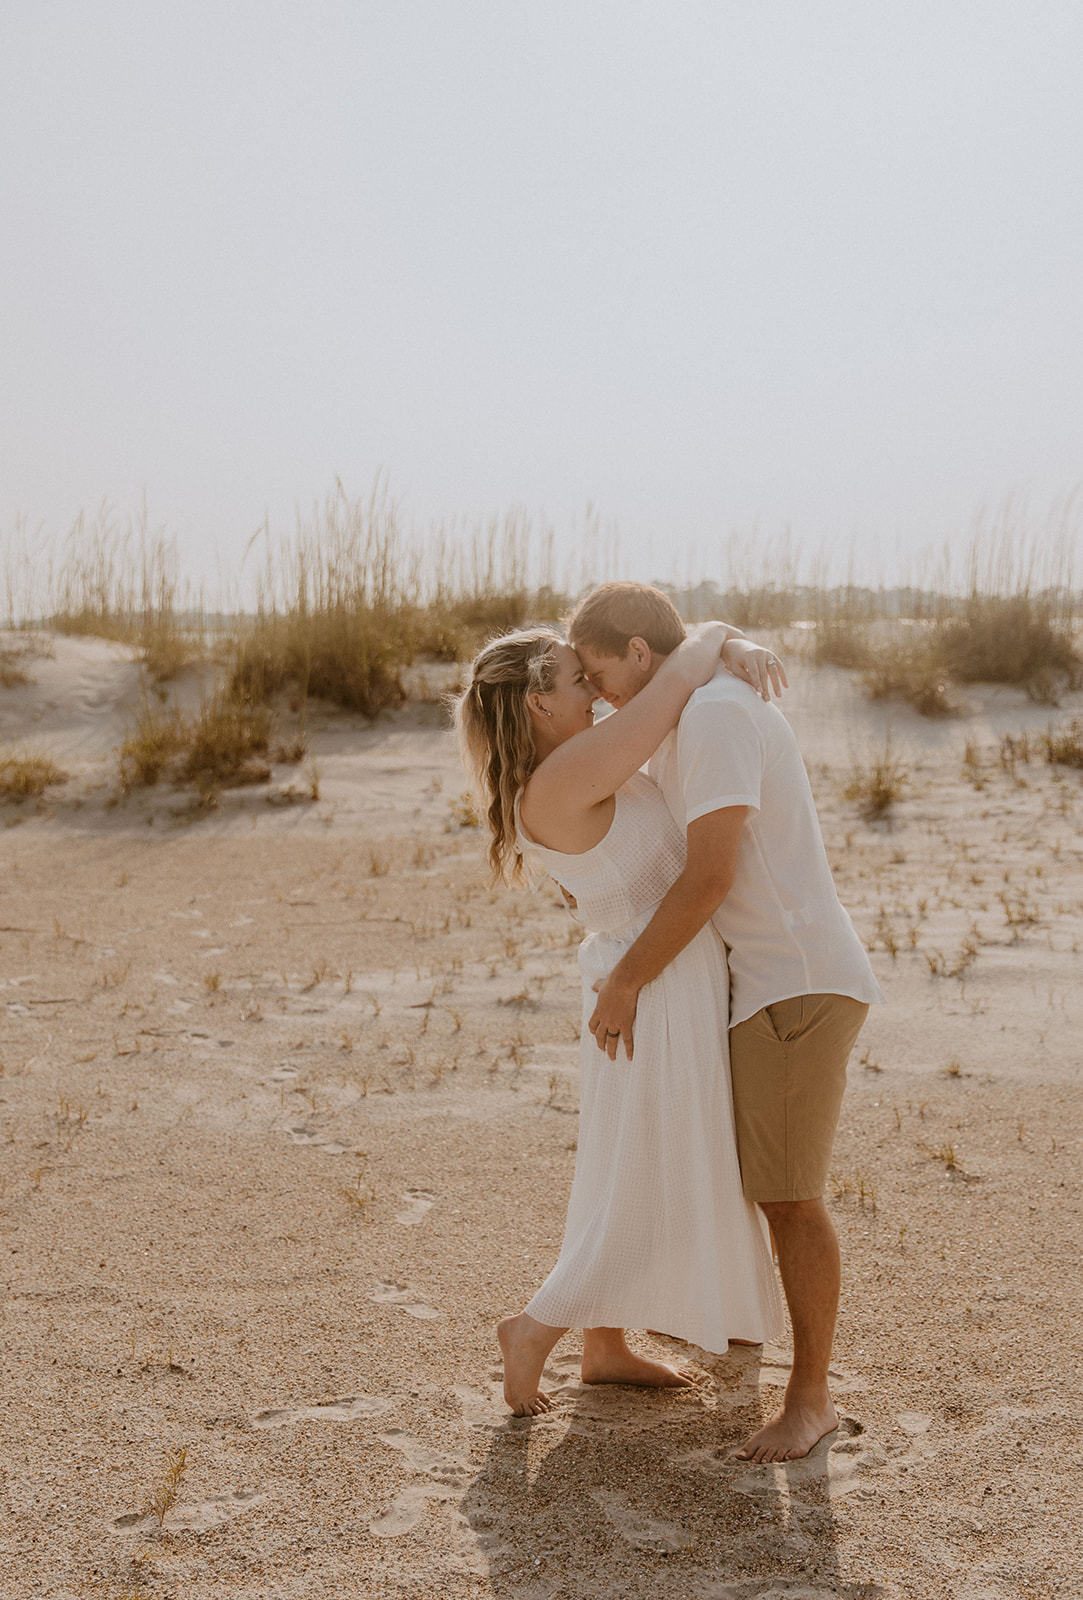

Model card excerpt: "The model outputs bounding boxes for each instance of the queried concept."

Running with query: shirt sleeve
[676,694,764,825]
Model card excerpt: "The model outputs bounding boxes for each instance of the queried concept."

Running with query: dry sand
[0,633,1080,1600]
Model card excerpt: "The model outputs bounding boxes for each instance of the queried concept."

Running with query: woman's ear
[526,690,550,722]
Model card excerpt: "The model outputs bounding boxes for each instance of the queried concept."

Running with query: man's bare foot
[736,1396,839,1462]
[496,1314,565,1417]
[581,1345,697,1388]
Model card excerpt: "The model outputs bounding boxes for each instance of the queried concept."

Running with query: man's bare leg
[736,1197,841,1461]
[581,1326,696,1388]
[497,1313,568,1416]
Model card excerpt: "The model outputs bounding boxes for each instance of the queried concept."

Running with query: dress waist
[577,901,664,983]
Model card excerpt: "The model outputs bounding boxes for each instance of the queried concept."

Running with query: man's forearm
[609,868,731,993]
[589,805,747,1056]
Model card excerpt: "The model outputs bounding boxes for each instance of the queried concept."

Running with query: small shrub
[813,619,873,670]
[413,592,532,660]
[999,888,1040,933]
[116,698,188,790]
[844,743,908,821]
[179,696,270,790]
[116,691,272,797]
[140,622,198,683]
[230,606,409,718]
[272,735,307,764]
[923,1141,963,1173]
[935,593,1077,700]
[342,1163,376,1210]
[0,637,45,687]
[448,791,481,828]
[0,751,68,801]
[962,737,986,789]
[862,638,955,718]
[147,1446,188,1527]
[999,732,1033,776]
[1041,718,1083,769]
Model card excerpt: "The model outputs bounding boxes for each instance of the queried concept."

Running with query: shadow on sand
[456,1342,887,1600]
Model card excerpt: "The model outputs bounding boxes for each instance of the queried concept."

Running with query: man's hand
[588,972,640,1060]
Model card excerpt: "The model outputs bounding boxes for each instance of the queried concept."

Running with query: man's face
[572,640,652,710]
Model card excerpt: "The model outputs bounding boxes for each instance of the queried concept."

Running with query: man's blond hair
[568,582,686,659]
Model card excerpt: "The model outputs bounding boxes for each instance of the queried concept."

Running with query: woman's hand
[720,637,788,701]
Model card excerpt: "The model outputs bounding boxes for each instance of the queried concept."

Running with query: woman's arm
[526,623,735,817]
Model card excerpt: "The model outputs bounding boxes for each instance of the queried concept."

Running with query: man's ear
[627,636,653,673]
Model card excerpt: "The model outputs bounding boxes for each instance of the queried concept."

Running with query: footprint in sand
[589,1488,689,1554]
[114,1488,264,1533]
[369,1280,440,1320]
[453,1383,509,1434]
[395,1188,436,1225]
[379,1427,472,1485]
[368,1429,472,1538]
[252,1394,391,1429]
[286,1124,351,1155]
[369,1482,460,1537]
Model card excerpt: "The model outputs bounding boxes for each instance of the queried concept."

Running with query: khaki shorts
[729,993,869,1203]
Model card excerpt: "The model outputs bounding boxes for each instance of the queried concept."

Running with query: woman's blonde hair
[453,627,563,884]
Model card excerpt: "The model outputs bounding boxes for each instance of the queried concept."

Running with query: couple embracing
[456,582,882,1463]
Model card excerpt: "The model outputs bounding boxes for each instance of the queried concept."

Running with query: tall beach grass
[3,487,1082,767]
[3,503,209,681]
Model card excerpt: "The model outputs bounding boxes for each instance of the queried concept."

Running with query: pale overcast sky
[2,2,1082,592]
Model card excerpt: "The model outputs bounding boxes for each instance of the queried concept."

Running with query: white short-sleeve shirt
[649,669,884,1027]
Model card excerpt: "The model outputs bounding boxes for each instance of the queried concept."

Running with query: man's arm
[587,805,749,1060]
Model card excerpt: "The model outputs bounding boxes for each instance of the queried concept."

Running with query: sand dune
[0,634,1079,1598]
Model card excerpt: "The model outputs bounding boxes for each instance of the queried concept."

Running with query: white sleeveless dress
[517,771,783,1351]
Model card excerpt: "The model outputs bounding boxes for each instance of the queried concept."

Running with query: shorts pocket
[763,996,808,1043]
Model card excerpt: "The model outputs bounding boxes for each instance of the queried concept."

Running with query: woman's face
[536,643,596,743]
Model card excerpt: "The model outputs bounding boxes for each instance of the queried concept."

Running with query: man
[568,582,883,1464]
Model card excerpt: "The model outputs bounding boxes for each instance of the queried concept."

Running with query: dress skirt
[524,910,784,1353]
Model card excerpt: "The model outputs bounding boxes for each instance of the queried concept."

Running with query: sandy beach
[1,633,1079,1600]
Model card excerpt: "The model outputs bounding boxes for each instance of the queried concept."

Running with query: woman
[455,623,784,1416]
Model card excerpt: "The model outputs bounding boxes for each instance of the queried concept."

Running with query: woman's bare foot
[581,1328,697,1388]
[496,1314,566,1417]
[735,1394,839,1462]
